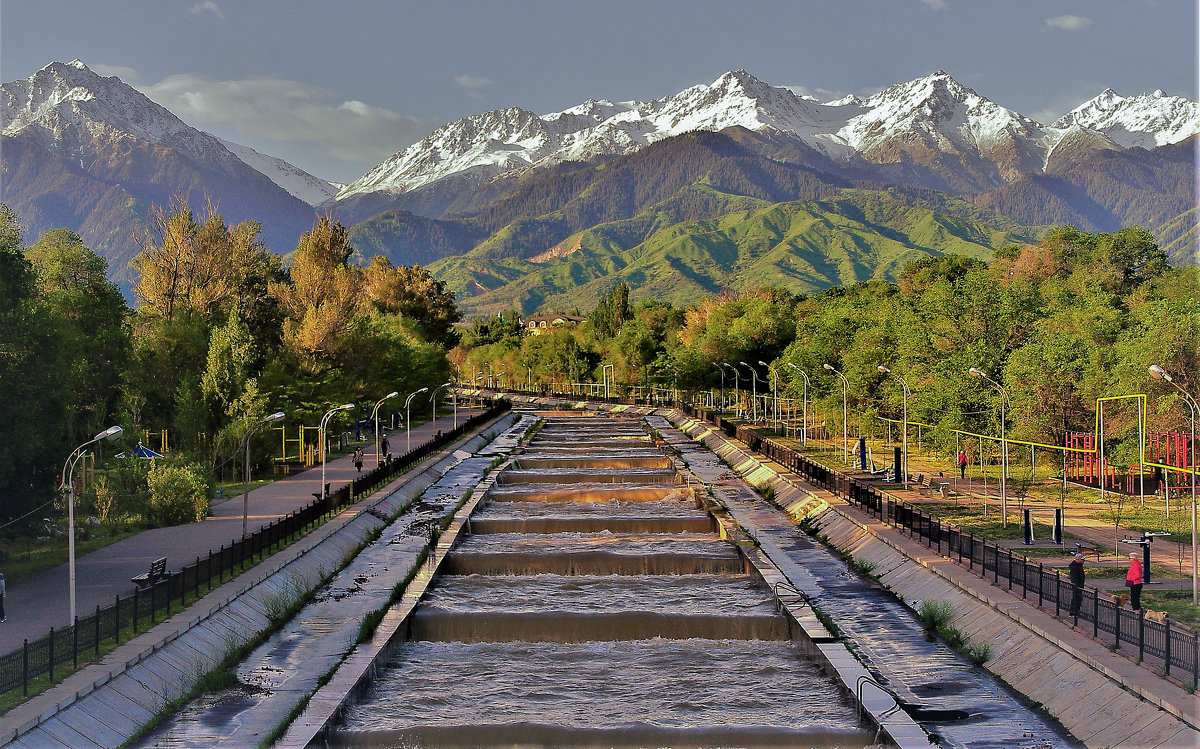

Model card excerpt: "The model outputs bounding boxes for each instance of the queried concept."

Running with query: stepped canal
[331,413,875,747]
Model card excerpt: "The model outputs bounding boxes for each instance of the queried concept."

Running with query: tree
[362,257,462,348]
[0,204,71,520]
[271,215,364,365]
[26,229,130,444]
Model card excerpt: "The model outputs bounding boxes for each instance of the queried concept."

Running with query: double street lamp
[824,364,849,464]
[405,388,429,453]
[320,404,355,505]
[970,366,1010,527]
[877,365,909,490]
[431,382,453,425]
[739,362,761,423]
[760,361,779,429]
[371,392,399,468]
[63,425,123,620]
[242,412,285,538]
[1150,364,1198,605]
[786,363,810,444]
[721,362,741,417]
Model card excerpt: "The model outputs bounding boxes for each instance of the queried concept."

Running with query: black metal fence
[681,404,1200,685]
[0,400,509,699]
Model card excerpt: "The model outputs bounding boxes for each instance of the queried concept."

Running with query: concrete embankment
[664,408,1200,749]
[0,412,519,749]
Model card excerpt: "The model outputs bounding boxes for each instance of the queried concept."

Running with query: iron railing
[680,403,1199,685]
[0,400,509,699]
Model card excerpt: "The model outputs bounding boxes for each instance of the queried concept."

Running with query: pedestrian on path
[353,446,364,473]
[380,435,391,462]
[957,450,967,480]
[1068,554,1085,617]
[1,571,7,622]
[1126,553,1143,610]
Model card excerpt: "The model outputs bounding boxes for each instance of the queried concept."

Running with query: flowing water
[333,413,874,747]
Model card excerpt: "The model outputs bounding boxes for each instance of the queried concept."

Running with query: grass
[915,501,1065,542]
[1141,590,1200,629]
[2,525,147,584]
[1094,505,1190,544]
[916,599,954,630]
[915,599,992,665]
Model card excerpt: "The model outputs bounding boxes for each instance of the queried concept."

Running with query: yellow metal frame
[873,393,1196,478]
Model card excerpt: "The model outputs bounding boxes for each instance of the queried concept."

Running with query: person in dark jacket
[1127,553,1144,610]
[1068,554,1085,617]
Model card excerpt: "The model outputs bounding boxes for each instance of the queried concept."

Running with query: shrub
[917,599,954,630]
[146,460,212,526]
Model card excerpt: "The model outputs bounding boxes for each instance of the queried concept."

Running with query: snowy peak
[2,59,242,172]
[216,137,339,206]
[1054,88,1200,148]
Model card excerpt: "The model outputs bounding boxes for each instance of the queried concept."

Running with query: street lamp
[712,365,726,411]
[495,371,508,391]
[787,363,810,444]
[404,388,429,453]
[63,425,122,620]
[371,392,399,468]
[722,362,741,418]
[431,382,453,425]
[1150,364,1199,605]
[970,366,1009,527]
[824,364,849,465]
[878,365,910,490]
[602,363,615,399]
[320,404,355,505]
[739,362,761,423]
[760,361,780,429]
[242,412,285,538]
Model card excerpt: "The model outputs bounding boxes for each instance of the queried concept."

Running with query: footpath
[786,438,1197,582]
[0,411,480,653]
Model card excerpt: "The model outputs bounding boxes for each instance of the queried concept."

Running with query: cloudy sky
[3,0,1197,183]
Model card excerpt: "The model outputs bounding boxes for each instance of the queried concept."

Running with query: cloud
[1044,14,1092,31]
[921,0,949,9]
[189,1,225,19]
[454,74,493,89]
[142,74,434,166]
[91,63,140,83]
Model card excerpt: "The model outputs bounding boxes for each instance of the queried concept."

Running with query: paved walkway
[780,434,1197,575]
[0,411,481,652]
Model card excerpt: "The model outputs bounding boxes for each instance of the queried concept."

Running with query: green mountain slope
[454,188,1036,316]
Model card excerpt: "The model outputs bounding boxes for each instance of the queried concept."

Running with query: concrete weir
[283,411,932,748]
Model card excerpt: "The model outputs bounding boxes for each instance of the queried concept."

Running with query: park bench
[312,482,331,501]
[131,557,167,589]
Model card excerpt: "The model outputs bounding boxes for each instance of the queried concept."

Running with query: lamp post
[405,388,429,453]
[371,392,399,468]
[320,404,355,505]
[495,371,507,391]
[878,365,910,490]
[722,362,741,418]
[970,366,1009,527]
[1150,364,1199,605]
[431,382,452,425]
[760,361,780,430]
[63,425,122,621]
[712,365,725,411]
[787,364,810,444]
[669,365,680,405]
[824,364,849,465]
[242,412,284,539]
[739,362,756,422]
[602,363,615,399]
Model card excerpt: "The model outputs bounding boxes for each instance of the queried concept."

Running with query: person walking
[1068,553,1085,617]
[353,446,364,473]
[380,435,391,462]
[957,451,968,480]
[1126,552,1144,610]
[0,571,6,622]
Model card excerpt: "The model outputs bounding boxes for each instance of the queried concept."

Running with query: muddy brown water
[332,414,873,747]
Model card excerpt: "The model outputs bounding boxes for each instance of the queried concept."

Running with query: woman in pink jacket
[1126,553,1143,610]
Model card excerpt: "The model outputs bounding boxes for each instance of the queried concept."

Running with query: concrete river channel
[142,409,1075,748]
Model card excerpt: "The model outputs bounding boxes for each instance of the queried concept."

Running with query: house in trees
[525,313,584,335]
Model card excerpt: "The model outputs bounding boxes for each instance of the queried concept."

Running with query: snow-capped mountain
[3,59,247,175]
[335,69,1198,206]
[1053,88,1200,150]
[217,137,340,206]
[1,60,316,288]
